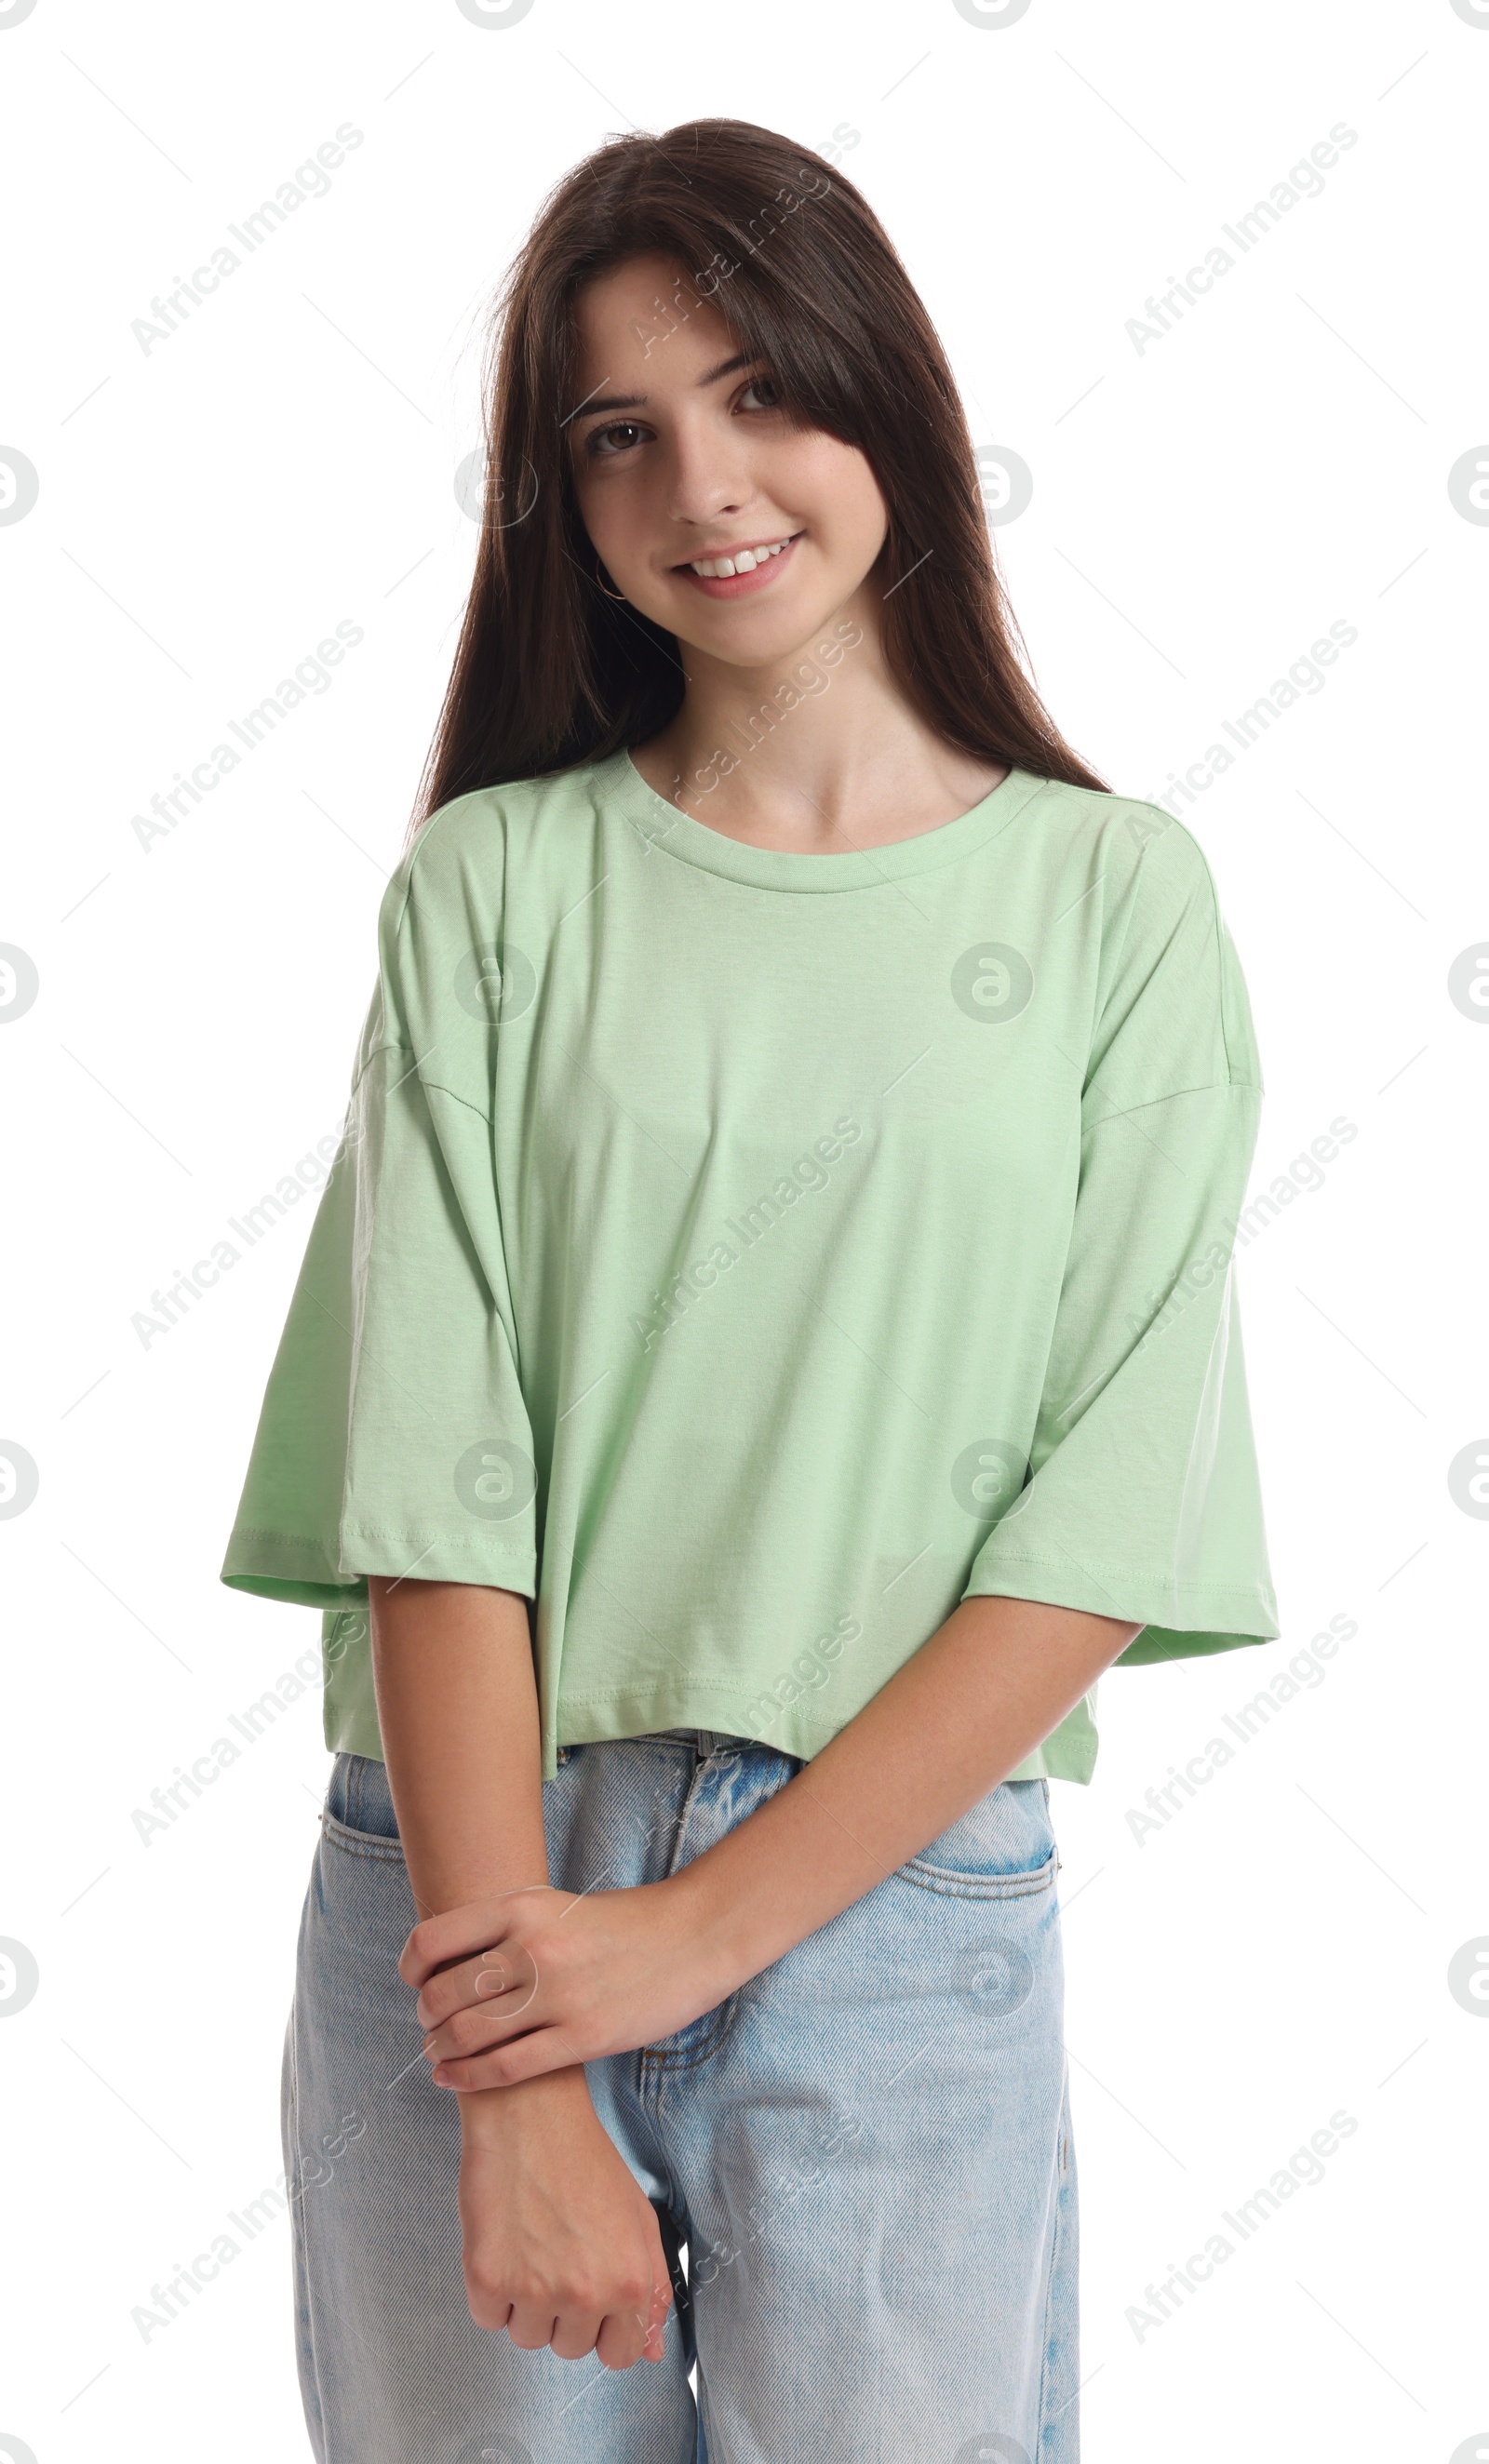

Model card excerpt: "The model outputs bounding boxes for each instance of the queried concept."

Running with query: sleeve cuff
[221,1521,537,1609]
[961,1543,1280,1656]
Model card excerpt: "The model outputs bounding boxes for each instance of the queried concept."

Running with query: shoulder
[382,772,549,925]
[378,762,610,947]
[1026,776,1262,1092]
[1016,772,1222,926]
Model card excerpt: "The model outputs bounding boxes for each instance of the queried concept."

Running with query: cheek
[777,435,886,558]
[570,462,659,562]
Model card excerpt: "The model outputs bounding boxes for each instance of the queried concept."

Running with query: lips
[681,532,798,577]
[674,530,803,599]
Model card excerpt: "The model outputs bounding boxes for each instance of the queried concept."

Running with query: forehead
[570,251,742,386]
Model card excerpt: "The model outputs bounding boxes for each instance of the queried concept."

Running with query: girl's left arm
[664,1589,1141,1982]
[407,1592,1139,2090]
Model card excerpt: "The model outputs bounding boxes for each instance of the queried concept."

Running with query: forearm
[370,1576,596,2132]
[369,1576,551,1919]
[675,1593,1141,1988]
[401,1592,1144,2101]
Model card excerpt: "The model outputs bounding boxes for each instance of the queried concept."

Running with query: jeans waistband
[647,1725,759,1756]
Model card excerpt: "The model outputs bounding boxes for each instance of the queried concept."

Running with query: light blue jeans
[283,1731,1079,2461]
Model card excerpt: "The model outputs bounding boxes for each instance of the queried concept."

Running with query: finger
[596,2297,652,2372]
[401,1883,577,1989]
[398,1903,514,1990]
[422,2020,497,2070]
[402,1893,565,1989]
[432,2027,584,2093]
[423,1972,550,2064]
[549,2305,606,2363]
[415,1955,508,2031]
[461,2279,515,2336]
[649,2241,675,2350]
[416,1944,530,2029]
[503,2301,564,2355]
[421,2002,523,2068]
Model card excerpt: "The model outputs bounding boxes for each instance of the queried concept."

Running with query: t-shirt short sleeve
[220,851,538,1613]
[962,812,1280,1658]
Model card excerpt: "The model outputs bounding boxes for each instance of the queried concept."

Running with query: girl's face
[567,252,889,667]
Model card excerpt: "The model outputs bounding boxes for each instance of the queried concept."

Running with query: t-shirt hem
[549,1687,1098,1787]
[326,1694,1099,1788]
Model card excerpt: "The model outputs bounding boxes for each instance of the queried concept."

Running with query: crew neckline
[598,747,1052,893]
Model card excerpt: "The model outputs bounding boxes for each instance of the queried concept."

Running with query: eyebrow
[568,350,757,423]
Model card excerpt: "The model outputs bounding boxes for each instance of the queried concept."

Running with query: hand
[400,1874,732,2090]
[457,2070,673,2368]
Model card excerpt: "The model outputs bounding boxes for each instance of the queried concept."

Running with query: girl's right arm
[368,1575,672,2368]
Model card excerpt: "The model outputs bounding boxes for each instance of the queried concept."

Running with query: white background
[2,0,1485,2457]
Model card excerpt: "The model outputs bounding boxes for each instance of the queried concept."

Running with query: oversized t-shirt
[221,750,1280,1785]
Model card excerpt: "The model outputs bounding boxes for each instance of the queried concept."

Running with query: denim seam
[283,1998,328,2457]
[320,1811,406,1863]
[638,1749,754,2070]
[1035,2058,1073,2456]
[897,1849,1059,1901]
[638,1995,743,2071]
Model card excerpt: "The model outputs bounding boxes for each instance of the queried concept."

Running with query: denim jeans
[283,1732,1079,2462]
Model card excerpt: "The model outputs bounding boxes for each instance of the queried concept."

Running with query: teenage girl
[224,116,1278,2464]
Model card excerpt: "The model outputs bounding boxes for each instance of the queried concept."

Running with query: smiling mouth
[674,530,804,595]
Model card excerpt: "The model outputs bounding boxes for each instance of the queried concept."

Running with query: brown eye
[588,422,644,458]
[738,375,783,411]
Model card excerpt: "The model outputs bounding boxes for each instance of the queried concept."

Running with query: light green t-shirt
[221,750,1280,1785]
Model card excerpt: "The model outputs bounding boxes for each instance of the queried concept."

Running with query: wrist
[456,2064,594,2141]
[663,1853,766,2002]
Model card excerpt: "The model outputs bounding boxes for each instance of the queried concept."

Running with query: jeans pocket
[897,1776,1059,1900]
[322,1752,406,1860]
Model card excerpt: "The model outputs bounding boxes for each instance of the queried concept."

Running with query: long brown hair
[413,117,1107,830]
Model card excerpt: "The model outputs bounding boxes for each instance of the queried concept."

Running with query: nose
[664,412,754,530]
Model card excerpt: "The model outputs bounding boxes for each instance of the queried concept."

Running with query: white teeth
[689,537,793,578]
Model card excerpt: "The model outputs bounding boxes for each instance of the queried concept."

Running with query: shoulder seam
[1128,808,1241,1084]
[391,781,516,941]
[346,1036,405,1103]
[345,1040,495,1128]
[1084,1078,1261,1127]
[422,1076,495,1127]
